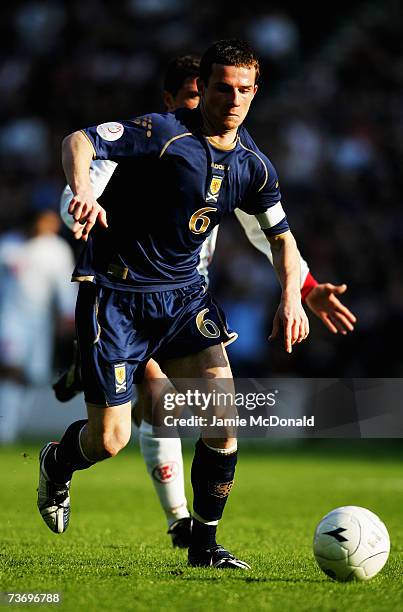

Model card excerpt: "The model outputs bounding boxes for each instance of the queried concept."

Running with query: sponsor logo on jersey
[133,116,152,137]
[114,363,127,393]
[96,122,124,141]
[152,461,179,483]
[206,175,223,203]
[211,162,228,171]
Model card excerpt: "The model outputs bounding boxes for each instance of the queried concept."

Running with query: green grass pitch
[0,440,402,611]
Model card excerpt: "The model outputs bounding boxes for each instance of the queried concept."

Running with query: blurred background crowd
[0,0,402,424]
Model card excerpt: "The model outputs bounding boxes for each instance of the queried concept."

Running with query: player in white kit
[0,209,76,443]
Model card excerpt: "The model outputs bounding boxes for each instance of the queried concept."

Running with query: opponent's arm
[304,283,356,334]
[61,131,108,241]
[234,208,356,334]
[266,231,309,353]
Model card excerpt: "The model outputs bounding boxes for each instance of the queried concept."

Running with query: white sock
[139,420,189,527]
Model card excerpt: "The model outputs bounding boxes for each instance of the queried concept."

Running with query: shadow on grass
[166,569,324,584]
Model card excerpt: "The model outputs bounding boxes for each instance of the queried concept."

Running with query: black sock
[190,438,237,550]
[43,420,94,483]
[192,519,217,550]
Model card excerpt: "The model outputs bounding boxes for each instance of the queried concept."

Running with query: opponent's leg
[162,344,250,569]
[136,359,191,548]
[37,401,132,533]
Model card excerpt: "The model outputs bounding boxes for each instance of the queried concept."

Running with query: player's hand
[305,283,356,335]
[269,296,309,353]
[68,193,108,241]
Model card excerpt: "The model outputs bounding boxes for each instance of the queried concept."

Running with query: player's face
[200,64,258,132]
[174,77,200,110]
[164,77,200,112]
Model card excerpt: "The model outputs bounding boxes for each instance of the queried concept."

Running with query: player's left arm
[266,230,309,353]
[237,154,308,351]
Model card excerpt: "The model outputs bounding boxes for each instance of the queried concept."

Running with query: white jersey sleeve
[60,159,118,229]
[234,208,310,288]
[197,225,219,285]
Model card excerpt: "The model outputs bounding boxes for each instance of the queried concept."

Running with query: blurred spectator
[247,12,299,61]
[15,1,66,54]
[0,117,50,171]
[282,119,324,185]
[0,209,76,443]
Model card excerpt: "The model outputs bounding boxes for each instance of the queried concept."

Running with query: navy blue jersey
[73,108,289,291]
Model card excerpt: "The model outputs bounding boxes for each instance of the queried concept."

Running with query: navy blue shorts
[75,280,237,406]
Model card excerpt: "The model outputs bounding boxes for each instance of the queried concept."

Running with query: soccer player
[55,53,356,548]
[38,39,317,569]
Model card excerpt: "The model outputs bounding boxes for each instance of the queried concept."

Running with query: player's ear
[252,84,258,98]
[163,90,175,112]
[197,77,205,96]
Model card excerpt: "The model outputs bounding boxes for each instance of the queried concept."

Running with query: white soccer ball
[313,506,390,581]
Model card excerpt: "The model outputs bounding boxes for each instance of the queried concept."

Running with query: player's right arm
[60,160,117,231]
[62,114,181,240]
[62,130,108,241]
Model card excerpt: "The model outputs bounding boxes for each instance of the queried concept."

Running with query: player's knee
[102,437,118,458]
[100,429,131,458]
[99,438,122,459]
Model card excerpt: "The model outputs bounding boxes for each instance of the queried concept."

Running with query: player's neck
[205,133,238,150]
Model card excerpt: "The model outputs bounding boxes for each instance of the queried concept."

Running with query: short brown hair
[199,39,260,85]
[163,55,200,97]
